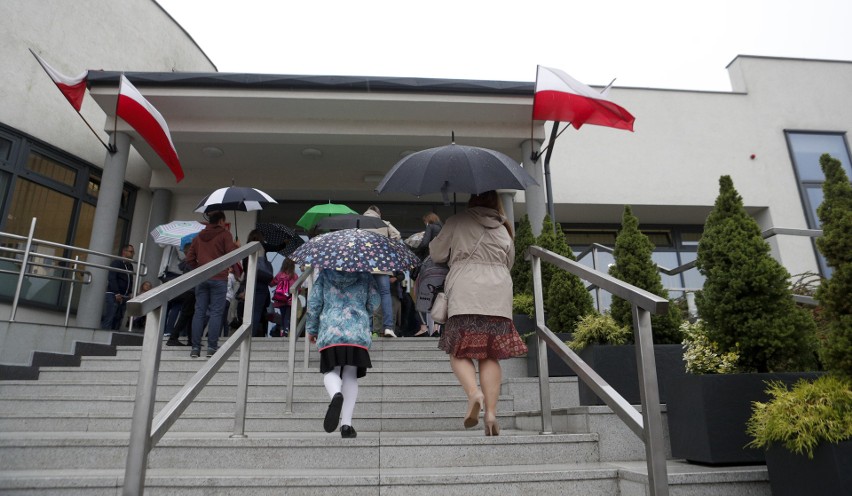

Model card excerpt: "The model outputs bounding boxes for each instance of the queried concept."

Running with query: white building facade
[1,1,850,326]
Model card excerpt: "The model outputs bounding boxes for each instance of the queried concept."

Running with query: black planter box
[576,344,685,406]
[666,372,822,465]
[765,440,852,496]
[525,333,576,377]
[513,314,536,334]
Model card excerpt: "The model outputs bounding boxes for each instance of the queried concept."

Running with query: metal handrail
[528,245,670,496]
[2,217,147,323]
[121,241,263,496]
[284,267,314,414]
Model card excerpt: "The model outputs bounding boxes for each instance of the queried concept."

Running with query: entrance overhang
[87,72,543,204]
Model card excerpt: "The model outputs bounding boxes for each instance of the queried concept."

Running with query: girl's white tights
[323,365,359,426]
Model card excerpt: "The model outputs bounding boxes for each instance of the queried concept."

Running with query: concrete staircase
[0,336,771,495]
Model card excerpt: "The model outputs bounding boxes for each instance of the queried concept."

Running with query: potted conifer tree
[744,153,852,495]
[511,214,536,333]
[666,175,820,465]
[572,205,686,405]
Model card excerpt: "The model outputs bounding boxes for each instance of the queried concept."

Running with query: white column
[144,189,172,283]
[521,139,545,236]
[497,189,517,226]
[76,132,131,329]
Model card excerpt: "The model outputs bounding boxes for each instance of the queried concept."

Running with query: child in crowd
[306,269,379,438]
[270,259,298,337]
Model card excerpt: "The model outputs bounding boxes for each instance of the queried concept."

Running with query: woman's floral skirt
[438,314,527,360]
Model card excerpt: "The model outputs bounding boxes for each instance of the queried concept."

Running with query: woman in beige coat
[429,190,527,435]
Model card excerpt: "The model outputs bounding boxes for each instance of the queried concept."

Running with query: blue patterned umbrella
[287,229,420,273]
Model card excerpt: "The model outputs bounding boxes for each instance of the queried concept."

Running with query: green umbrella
[296,202,358,231]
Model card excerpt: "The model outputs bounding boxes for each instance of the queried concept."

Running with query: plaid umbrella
[255,222,304,256]
[150,220,205,247]
[288,228,420,273]
[296,203,358,231]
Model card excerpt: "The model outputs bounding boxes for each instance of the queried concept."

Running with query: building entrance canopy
[87,72,544,205]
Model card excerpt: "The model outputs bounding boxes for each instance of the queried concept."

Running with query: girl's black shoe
[340,425,357,438]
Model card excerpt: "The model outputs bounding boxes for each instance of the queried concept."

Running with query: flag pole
[29,49,113,153]
[542,121,560,234]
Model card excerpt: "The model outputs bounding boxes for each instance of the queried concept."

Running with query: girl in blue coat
[307,269,380,438]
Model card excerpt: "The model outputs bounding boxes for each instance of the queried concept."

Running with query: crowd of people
[109,191,526,438]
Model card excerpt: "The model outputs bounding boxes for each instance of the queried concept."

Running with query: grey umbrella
[375,141,538,202]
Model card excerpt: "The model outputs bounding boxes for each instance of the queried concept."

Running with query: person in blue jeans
[363,205,401,338]
[183,211,239,358]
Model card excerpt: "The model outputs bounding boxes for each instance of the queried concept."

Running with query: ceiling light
[301,148,322,158]
[201,146,223,158]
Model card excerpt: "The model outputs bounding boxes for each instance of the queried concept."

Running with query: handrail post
[591,244,602,312]
[633,304,669,496]
[10,217,37,322]
[64,255,80,327]
[231,250,256,438]
[127,242,146,331]
[531,252,553,434]
[122,305,167,495]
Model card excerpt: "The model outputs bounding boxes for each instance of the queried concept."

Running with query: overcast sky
[156,0,852,92]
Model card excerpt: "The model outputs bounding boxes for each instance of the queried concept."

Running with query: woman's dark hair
[247,229,264,243]
[468,191,513,237]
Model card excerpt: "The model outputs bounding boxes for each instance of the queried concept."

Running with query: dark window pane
[680,232,702,246]
[0,137,11,162]
[87,173,101,198]
[0,179,76,305]
[680,252,705,291]
[26,152,77,187]
[788,133,852,181]
[645,230,673,248]
[565,230,617,246]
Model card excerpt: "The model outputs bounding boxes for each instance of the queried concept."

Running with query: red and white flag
[117,75,184,182]
[533,66,635,131]
[30,49,88,111]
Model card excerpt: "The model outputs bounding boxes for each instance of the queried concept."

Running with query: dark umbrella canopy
[255,223,304,256]
[315,214,387,231]
[375,143,538,201]
[288,229,420,273]
[194,186,277,213]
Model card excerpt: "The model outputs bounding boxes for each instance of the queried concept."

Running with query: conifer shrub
[567,313,631,351]
[511,214,535,296]
[535,216,595,332]
[695,175,818,373]
[815,153,852,377]
[608,205,684,344]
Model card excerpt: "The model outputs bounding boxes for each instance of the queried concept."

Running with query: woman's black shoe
[323,393,343,433]
[340,425,357,438]
[166,340,188,346]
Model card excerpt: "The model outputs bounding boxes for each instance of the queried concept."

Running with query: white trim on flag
[117,75,184,182]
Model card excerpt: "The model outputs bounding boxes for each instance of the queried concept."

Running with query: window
[566,225,703,312]
[0,123,137,311]
[786,132,852,276]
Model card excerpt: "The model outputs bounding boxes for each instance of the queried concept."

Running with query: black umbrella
[315,214,387,231]
[255,223,304,256]
[194,184,277,240]
[375,141,538,202]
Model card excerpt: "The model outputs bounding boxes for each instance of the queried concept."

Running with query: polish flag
[117,75,184,182]
[533,66,635,131]
[30,49,88,111]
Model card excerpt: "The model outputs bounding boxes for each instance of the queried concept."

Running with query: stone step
[0,461,771,496]
[0,380,494,399]
[0,431,600,470]
[0,410,520,433]
[0,394,514,416]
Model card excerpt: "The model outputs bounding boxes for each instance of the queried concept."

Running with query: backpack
[414,256,449,312]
